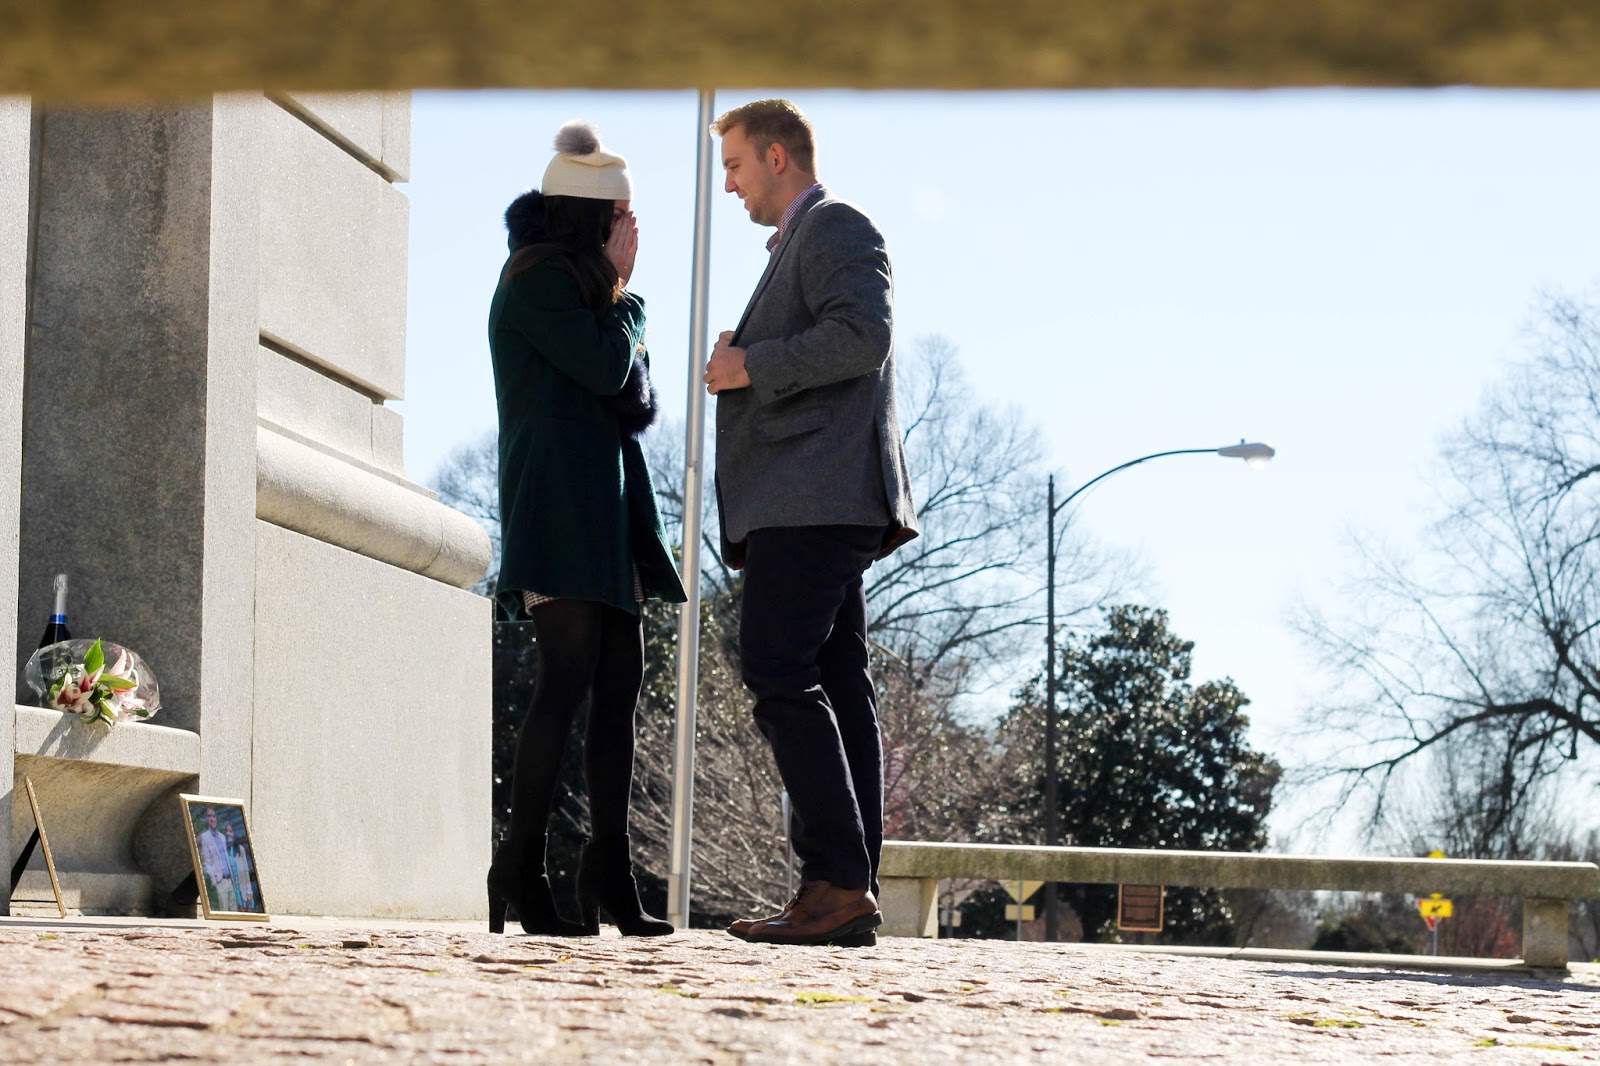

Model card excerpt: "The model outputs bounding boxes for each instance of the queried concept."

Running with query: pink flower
[49,669,91,714]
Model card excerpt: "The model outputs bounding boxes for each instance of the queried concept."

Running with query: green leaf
[100,674,138,692]
[84,639,104,674]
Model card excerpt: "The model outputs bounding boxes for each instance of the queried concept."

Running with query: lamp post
[1041,440,1274,941]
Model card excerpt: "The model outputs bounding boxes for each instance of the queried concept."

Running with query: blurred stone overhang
[4,0,1599,101]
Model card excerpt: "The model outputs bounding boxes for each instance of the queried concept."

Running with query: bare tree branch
[1296,286,1600,848]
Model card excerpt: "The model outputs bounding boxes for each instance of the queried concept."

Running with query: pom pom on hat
[542,119,632,201]
[554,120,600,157]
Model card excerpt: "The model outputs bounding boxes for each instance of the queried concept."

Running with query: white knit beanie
[541,120,633,201]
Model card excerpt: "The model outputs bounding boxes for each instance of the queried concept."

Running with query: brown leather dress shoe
[739,880,882,946]
[728,912,773,937]
[728,888,802,938]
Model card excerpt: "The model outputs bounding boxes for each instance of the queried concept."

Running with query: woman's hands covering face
[605,209,639,285]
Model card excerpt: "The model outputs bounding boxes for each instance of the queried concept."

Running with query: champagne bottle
[38,572,71,649]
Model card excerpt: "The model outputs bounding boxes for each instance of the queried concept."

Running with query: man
[196,806,237,912]
[704,99,918,947]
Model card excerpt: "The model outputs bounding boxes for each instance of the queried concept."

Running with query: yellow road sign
[1418,898,1453,919]
[1005,904,1036,922]
[1001,880,1044,903]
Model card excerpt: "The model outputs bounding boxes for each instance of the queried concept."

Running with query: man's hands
[704,330,751,394]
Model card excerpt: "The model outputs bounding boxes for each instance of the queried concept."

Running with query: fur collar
[505,190,544,249]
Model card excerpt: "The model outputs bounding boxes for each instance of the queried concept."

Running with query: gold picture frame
[178,794,269,922]
[10,777,66,918]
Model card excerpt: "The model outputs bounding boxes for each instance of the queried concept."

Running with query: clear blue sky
[398,88,1600,841]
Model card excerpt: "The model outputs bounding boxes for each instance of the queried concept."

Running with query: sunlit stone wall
[8,93,491,919]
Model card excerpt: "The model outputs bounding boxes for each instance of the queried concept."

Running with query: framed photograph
[178,795,268,921]
[9,777,66,918]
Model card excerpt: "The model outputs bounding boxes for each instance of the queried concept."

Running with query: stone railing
[879,840,1600,969]
[255,424,490,590]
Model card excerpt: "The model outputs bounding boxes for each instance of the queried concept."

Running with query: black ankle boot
[487,839,592,937]
[577,834,674,937]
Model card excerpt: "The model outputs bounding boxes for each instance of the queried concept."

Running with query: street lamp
[1041,440,1275,941]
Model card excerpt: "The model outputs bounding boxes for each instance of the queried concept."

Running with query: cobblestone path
[0,923,1596,1062]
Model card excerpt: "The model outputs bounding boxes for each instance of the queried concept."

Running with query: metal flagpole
[667,88,716,930]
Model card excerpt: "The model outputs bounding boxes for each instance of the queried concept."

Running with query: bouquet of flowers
[24,638,161,728]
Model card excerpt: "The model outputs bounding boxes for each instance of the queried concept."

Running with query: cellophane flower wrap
[24,639,161,728]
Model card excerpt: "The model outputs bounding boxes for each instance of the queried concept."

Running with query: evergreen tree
[997,605,1280,943]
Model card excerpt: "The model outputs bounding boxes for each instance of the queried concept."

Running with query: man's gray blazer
[715,187,919,569]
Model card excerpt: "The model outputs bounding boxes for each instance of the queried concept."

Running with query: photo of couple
[182,796,266,920]
[486,98,917,946]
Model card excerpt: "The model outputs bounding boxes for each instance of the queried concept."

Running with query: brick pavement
[0,920,1596,1063]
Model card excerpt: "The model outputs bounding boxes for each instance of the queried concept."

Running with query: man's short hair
[712,99,817,175]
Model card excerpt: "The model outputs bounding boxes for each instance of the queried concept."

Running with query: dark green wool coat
[489,256,687,619]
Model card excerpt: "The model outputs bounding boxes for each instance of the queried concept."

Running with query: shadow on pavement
[1262,968,1600,993]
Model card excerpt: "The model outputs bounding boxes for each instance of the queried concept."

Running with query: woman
[486,120,686,938]
[226,823,256,912]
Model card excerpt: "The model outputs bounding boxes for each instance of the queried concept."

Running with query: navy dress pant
[739,524,885,894]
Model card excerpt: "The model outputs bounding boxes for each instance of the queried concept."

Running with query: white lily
[50,669,91,714]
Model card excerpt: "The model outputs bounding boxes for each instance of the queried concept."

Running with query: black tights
[505,600,645,850]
